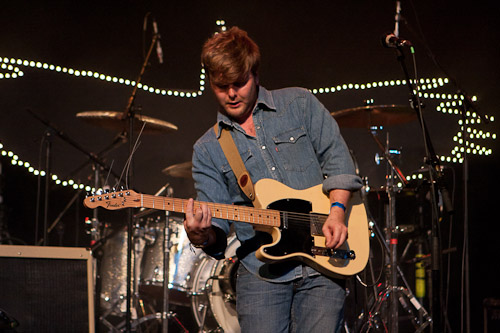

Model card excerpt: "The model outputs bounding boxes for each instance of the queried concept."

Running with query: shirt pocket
[272,127,314,172]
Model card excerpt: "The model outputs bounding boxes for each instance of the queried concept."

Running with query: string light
[0,141,95,193]
[0,56,205,98]
[0,21,495,164]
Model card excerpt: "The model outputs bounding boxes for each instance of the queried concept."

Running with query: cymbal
[331,105,416,128]
[162,161,192,178]
[76,111,178,135]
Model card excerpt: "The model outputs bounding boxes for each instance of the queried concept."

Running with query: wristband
[191,240,208,248]
[331,202,346,212]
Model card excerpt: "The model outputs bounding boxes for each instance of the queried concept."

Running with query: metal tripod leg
[364,285,431,332]
[358,195,432,332]
[356,130,432,332]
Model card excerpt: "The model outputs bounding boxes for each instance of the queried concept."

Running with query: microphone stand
[43,131,52,246]
[392,44,454,333]
[26,110,124,248]
[389,10,491,332]
[121,27,159,333]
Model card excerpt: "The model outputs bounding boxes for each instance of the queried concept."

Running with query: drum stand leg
[197,302,210,333]
[195,284,213,333]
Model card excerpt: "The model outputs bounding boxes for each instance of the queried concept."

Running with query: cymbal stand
[162,186,175,333]
[121,17,160,332]
[131,183,180,332]
[26,109,124,246]
[361,130,431,332]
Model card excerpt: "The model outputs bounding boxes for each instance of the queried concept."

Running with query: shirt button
[271,167,276,171]
[261,146,266,150]
[256,126,261,130]
[290,137,295,141]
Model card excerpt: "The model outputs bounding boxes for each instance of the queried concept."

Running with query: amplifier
[0,245,94,332]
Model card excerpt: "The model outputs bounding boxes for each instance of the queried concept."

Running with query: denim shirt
[192,86,362,282]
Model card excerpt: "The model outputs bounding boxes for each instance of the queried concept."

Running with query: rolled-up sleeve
[301,90,363,193]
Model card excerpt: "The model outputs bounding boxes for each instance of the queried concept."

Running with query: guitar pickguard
[263,198,317,257]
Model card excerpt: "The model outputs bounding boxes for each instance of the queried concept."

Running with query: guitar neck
[136,194,281,228]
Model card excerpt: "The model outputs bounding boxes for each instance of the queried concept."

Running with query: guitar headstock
[83,189,141,210]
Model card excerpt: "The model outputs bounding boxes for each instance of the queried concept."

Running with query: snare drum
[189,235,241,333]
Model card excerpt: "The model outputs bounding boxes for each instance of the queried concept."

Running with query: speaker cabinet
[0,245,94,332]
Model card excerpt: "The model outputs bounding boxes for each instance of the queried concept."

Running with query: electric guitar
[83,178,370,278]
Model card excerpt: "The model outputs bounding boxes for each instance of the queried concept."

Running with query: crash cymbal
[331,105,416,128]
[162,161,192,178]
[76,111,178,135]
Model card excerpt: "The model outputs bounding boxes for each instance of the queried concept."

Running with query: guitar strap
[213,123,256,202]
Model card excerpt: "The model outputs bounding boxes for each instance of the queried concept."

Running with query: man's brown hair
[201,27,260,86]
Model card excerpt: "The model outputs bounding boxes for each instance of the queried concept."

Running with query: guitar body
[253,179,370,278]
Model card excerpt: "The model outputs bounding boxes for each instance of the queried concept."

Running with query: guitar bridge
[311,246,356,260]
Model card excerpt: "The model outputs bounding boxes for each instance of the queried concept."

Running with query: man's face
[210,73,259,123]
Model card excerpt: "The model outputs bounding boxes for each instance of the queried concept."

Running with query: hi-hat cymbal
[331,105,416,128]
[77,111,178,135]
[162,161,192,178]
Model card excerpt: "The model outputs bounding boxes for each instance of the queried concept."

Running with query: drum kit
[73,109,243,332]
[95,215,241,333]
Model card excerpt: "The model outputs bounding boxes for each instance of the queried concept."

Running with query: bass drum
[190,235,241,333]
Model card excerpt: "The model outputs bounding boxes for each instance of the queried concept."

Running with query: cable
[115,122,146,190]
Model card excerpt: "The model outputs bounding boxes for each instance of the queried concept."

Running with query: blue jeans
[236,264,345,333]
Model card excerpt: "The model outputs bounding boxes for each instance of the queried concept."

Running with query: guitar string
[139,195,327,229]
[109,192,327,231]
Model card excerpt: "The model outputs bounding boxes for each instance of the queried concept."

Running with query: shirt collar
[215,85,277,137]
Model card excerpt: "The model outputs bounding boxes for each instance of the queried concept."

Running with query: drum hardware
[25,109,124,247]
[349,130,432,332]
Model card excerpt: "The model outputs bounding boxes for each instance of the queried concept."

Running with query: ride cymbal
[331,105,416,128]
[77,111,178,135]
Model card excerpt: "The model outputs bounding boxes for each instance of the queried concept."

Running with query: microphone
[152,18,164,64]
[381,32,412,48]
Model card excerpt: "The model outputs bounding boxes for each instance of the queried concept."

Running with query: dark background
[1,1,499,331]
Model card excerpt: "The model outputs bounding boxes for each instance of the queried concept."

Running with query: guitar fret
[90,190,279,228]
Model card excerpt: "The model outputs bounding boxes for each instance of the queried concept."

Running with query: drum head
[189,235,241,333]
